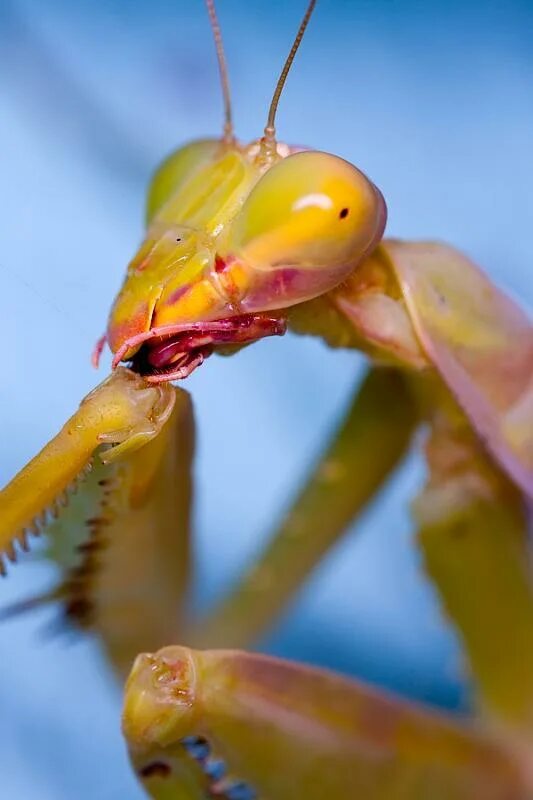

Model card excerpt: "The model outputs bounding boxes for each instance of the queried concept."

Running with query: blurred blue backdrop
[0,0,532,797]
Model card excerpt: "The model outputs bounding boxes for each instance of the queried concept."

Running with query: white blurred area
[0,0,532,796]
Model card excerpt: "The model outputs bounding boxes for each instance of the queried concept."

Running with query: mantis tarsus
[1,0,532,797]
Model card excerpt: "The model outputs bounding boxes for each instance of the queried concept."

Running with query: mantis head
[104,1,386,382]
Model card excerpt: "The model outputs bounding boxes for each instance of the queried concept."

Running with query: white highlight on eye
[292,193,333,212]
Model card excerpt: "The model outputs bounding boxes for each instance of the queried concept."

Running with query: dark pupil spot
[139,761,171,779]
[339,207,349,219]
[176,238,181,242]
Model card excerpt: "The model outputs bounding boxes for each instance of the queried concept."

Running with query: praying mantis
[1,0,533,797]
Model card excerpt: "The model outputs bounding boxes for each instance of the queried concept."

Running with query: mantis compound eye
[146,139,222,224]
[224,150,387,312]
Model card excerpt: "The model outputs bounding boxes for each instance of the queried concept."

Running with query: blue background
[0,0,532,796]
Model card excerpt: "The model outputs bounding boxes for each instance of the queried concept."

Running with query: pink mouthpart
[108,314,287,382]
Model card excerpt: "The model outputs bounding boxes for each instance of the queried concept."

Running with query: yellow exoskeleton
[1,1,532,797]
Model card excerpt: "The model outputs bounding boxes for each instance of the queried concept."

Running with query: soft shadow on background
[0,0,532,797]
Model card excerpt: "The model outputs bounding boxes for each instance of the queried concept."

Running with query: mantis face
[106,139,386,382]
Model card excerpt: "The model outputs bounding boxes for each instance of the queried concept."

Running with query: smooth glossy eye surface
[146,139,221,223]
[228,150,386,271]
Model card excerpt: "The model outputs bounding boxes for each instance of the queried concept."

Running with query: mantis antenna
[204,0,234,143]
[263,0,317,150]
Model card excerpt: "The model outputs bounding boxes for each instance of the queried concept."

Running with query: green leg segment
[0,368,195,677]
[191,367,418,649]
[414,390,533,755]
[123,646,528,800]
